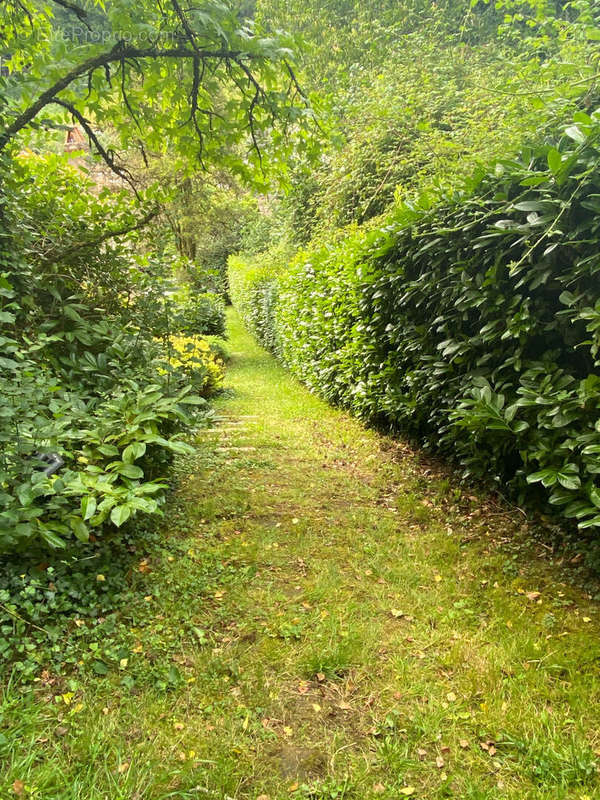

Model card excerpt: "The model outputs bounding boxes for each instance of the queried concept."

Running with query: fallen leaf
[436,755,445,768]
[316,672,326,682]
[459,739,469,749]
[118,762,130,774]
[96,574,105,582]
[288,782,299,792]
[173,722,184,731]
[417,748,427,760]
[257,795,270,800]
[583,617,592,623]
[373,783,385,794]
[12,781,25,796]
[390,609,406,618]
[446,691,457,702]
[399,788,415,797]
[526,591,541,601]
[434,574,442,583]
[292,518,299,524]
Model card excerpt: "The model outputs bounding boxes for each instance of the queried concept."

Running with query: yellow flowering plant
[166,336,225,397]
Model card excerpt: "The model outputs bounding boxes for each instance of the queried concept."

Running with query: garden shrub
[230,110,600,530]
[0,153,223,554]
[166,335,226,396]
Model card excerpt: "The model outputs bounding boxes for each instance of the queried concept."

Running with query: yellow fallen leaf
[61,692,74,705]
[400,788,416,796]
[117,762,130,774]
[283,726,293,737]
[12,780,25,796]
[434,574,442,583]
[583,617,592,623]
[119,658,128,669]
[446,691,457,702]
[288,782,299,792]
[96,574,105,582]
[173,722,184,731]
[292,518,299,524]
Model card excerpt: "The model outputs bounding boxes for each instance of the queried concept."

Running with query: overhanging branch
[0,42,246,150]
[52,98,140,196]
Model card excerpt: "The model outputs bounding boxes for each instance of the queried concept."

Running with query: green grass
[3,308,600,799]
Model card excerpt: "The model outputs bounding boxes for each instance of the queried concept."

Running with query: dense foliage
[1,0,310,184]
[0,153,224,554]
[230,112,600,529]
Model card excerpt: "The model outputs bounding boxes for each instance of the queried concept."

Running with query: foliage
[230,111,600,530]
[0,153,221,554]
[168,179,267,300]
[250,0,600,247]
[166,334,226,396]
[134,276,227,339]
[228,241,293,354]
[1,0,312,188]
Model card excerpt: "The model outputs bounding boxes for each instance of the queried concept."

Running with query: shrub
[166,335,226,396]
[0,153,222,554]
[230,111,600,530]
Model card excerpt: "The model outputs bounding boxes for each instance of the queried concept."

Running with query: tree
[0,0,309,186]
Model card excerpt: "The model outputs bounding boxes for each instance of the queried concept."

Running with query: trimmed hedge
[230,111,600,530]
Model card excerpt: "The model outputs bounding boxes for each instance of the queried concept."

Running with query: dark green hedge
[230,111,600,529]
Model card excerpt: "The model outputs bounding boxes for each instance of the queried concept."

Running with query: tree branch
[51,208,160,261]
[0,42,245,150]
[52,98,140,196]
[49,0,91,30]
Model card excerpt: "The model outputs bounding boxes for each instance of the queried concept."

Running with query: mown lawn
[4,309,600,800]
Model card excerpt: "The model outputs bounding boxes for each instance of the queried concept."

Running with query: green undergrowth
[3,310,600,800]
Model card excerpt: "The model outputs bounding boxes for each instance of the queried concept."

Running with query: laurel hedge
[230,111,600,529]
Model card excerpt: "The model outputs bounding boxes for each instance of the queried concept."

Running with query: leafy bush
[0,153,222,554]
[166,335,226,396]
[230,111,600,530]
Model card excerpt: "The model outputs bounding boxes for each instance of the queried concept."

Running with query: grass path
[6,309,600,800]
